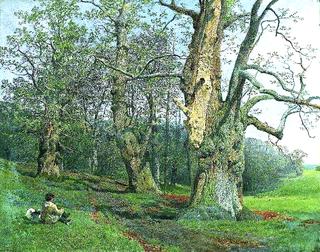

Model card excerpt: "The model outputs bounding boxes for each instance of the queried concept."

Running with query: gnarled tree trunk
[161,0,318,219]
[111,19,158,193]
[37,121,60,177]
[162,0,244,218]
[190,118,245,219]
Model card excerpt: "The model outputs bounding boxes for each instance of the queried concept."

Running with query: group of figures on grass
[0,0,319,220]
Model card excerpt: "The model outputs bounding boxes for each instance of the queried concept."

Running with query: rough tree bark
[147,91,160,186]
[163,90,171,188]
[164,0,241,218]
[37,121,60,177]
[171,110,182,186]
[159,0,318,219]
[110,9,159,193]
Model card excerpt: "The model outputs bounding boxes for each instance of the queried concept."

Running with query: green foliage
[243,138,302,194]
[315,165,320,171]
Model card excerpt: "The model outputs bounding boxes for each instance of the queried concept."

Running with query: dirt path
[83,174,267,252]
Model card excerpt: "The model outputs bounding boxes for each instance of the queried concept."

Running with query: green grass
[245,170,320,220]
[1,160,320,251]
[0,159,143,251]
[180,170,320,251]
[161,184,191,196]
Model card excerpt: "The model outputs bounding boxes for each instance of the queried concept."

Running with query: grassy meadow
[1,159,319,251]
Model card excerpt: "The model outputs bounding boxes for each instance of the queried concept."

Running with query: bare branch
[80,0,116,23]
[97,56,182,80]
[247,106,298,139]
[136,53,184,77]
[298,107,315,138]
[96,57,134,78]
[240,70,320,110]
[223,12,250,29]
[132,72,182,80]
[159,0,199,21]
[244,64,299,94]
[267,7,306,56]
[162,14,177,32]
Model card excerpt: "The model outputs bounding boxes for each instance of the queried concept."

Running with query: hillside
[1,159,320,251]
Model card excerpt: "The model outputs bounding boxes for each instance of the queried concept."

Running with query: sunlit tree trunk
[161,0,244,218]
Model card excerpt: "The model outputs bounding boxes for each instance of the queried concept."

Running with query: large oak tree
[159,0,320,219]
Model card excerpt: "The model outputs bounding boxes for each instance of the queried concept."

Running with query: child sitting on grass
[40,192,71,225]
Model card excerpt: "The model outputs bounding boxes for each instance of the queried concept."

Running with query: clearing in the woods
[0,159,319,251]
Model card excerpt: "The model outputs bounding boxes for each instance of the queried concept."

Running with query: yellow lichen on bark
[185,0,223,148]
[187,82,212,148]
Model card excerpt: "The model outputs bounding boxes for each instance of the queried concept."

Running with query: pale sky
[244,0,320,164]
[1,0,320,164]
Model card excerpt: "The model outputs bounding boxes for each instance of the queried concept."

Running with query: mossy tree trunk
[160,0,264,218]
[161,0,320,218]
[37,121,60,177]
[110,17,159,193]
[190,118,245,218]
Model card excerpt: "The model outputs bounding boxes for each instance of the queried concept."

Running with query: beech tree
[159,0,320,219]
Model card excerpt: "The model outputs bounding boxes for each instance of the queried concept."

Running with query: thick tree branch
[247,106,298,139]
[159,0,199,21]
[247,116,283,139]
[258,0,279,22]
[226,0,279,105]
[241,94,273,115]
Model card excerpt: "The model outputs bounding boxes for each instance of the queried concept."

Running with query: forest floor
[0,159,320,252]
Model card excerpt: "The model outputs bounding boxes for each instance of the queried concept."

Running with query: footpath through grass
[1,159,320,251]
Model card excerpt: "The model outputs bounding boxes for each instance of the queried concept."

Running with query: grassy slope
[245,170,320,220]
[0,159,143,251]
[1,159,320,251]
